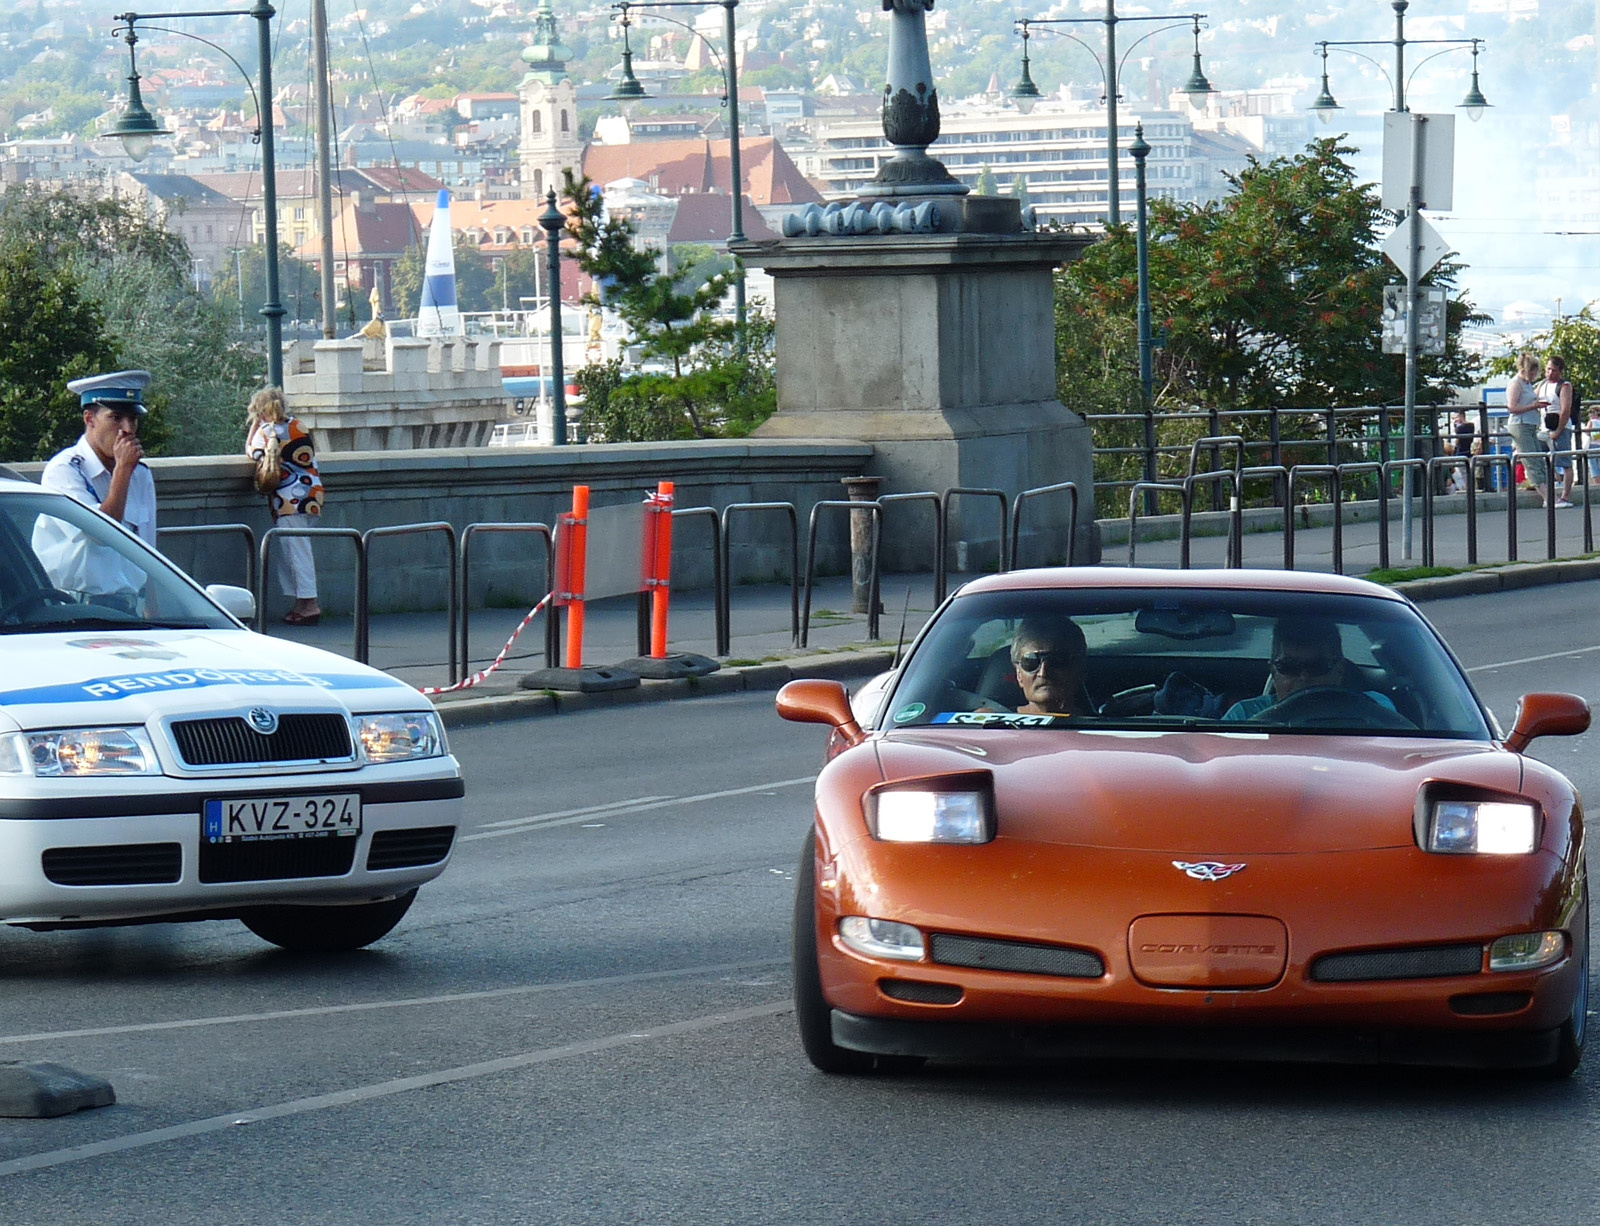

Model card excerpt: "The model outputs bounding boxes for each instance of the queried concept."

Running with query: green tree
[0,242,125,461]
[1057,139,1486,491]
[211,243,324,333]
[1010,176,1032,208]
[1488,312,1600,400]
[974,164,998,197]
[562,171,773,441]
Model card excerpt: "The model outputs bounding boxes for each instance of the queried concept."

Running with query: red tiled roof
[582,136,821,208]
[293,199,424,261]
[666,194,776,244]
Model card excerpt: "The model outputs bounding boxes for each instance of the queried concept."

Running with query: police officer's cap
[68,370,151,416]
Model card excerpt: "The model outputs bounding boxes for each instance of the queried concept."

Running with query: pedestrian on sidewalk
[1505,352,1550,505]
[245,387,322,625]
[1539,354,1577,507]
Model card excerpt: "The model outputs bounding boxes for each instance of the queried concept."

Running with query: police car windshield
[0,489,235,632]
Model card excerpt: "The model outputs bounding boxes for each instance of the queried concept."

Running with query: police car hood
[0,629,421,731]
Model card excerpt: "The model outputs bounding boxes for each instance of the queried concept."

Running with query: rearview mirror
[777,678,864,746]
[206,584,257,624]
[1505,692,1590,753]
[1134,605,1235,640]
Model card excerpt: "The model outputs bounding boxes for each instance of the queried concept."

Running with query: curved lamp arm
[615,3,730,103]
[115,19,264,141]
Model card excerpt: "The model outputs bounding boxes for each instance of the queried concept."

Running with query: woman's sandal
[283,610,321,626]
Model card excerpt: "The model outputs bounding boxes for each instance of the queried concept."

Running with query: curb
[1391,557,1600,602]
[432,649,897,729]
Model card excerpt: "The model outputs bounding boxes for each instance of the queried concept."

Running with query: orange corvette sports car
[778,568,1591,1075]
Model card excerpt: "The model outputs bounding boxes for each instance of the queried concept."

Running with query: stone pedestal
[736,222,1099,567]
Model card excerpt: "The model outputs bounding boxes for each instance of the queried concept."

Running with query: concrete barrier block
[390,339,431,374]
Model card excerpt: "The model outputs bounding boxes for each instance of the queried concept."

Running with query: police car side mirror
[206,584,257,624]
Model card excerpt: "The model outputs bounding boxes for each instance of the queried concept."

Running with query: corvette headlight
[11,728,159,777]
[353,712,446,763]
[1427,799,1538,855]
[867,774,995,843]
[1489,931,1566,972]
[839,916,926,961]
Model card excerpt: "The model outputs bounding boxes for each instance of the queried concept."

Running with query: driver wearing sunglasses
[1223,616,1397,722]
[1010,616,1090,716]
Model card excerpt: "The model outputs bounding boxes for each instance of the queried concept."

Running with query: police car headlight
[13,728,160,777]
[353,712,446,763]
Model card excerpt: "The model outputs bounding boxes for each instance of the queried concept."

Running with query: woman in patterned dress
[245,387,323,625]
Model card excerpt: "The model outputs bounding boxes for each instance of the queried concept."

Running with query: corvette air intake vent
[172,714,354,767]
[930,933,1105,979]
[1310,943,1483,982]
[880,979,963,1005]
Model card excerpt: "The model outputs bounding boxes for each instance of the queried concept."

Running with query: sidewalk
[261,504,1600,724]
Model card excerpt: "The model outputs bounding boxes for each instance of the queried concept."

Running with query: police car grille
[43,843,182,886]
[367,826,456,871]
[172,715,353,767]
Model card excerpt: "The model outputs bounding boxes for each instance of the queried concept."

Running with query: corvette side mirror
[777,678,864,746]
[1505,692,1590,753]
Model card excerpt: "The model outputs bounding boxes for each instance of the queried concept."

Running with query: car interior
[885,589,1492,738]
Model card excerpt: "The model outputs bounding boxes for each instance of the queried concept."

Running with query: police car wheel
[240,890,417,952]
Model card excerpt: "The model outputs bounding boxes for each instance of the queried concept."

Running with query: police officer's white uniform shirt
[33,435,157,596]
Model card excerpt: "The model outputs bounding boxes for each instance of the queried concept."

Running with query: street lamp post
[1130,123,1157,514]
[106,4,286,387]
[1010,4,1213,226]
[608,0,745,350]
[539,189,569,447]
[1311,0,1489,559]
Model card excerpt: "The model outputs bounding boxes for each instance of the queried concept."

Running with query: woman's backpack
[253,429,284,495]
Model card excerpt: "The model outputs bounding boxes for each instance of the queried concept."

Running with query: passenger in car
[1223,617,1398,721]
[1010,616,1091,716]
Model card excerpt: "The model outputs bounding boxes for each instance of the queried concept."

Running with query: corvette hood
[876,728,1522,854]
[0,629,418,731]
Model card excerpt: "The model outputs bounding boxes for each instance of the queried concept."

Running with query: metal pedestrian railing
[157,523,257,593]
[458,522,555,683]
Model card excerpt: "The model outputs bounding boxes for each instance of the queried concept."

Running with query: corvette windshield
[885,588,1492,739]
[0,490,235,633]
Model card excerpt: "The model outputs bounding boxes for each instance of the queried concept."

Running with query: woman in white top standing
[1505,352,1550,506]
[1538,354,1576,507]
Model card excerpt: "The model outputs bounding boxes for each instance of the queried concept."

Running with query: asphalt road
[2,583,1600,1224]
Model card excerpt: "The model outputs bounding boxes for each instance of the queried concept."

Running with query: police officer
[33,371,158,608]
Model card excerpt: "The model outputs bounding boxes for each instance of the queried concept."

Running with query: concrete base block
[617,653,721,679]
[0,1062,116,1118]
[518,666,640,693]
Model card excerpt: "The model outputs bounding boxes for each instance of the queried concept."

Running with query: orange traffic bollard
[564,484,589,669]
[649,481,674,659]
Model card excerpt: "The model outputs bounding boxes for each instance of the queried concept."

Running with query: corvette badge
[1173,860,1246,881]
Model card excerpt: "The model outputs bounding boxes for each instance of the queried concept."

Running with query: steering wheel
[1256,685,1415,730]
[0,587,76,626]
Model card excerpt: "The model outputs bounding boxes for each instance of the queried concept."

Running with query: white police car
[0,476,462,951]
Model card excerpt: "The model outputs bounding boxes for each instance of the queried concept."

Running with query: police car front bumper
[0,772,462,925]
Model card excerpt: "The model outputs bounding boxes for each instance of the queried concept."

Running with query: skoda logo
[247,707,279,736]
[1173,860,1246,881]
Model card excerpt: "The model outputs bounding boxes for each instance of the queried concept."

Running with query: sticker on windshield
[930,712,1070,728]
[892,702,925,723]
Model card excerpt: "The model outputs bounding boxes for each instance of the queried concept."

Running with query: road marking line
[0,958,787,1046]
[479,795,671,829]
[0,1001,792,1179]
[461,775,817,842]
[1466,643,1600,674]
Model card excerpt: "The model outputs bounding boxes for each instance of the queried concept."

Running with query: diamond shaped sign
[1382,215,1453,279]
